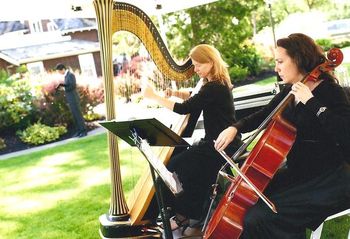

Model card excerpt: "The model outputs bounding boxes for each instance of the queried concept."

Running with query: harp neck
[112,2,194,81]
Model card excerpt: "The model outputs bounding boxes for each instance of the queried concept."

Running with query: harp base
[99,213,162,238]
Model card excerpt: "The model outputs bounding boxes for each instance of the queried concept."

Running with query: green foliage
[83,112,101,122]
[163,0,265,80]
[316,38,350,51]
[17,122,67,145]
[32,80,72,126]
[0,69,104,142]
[0,69,9,84]
[33,78,104,127]
[232,44,262,77]
[0,74,35,131]
[319,1,350,20]
[254,0,349,33]
[112,32,142,57]
[229,65,249,83]
[164,0,262,57]
[16,65,28,74]
[316,38,334,50]
[0,137,6,150]
[78,85,104,121]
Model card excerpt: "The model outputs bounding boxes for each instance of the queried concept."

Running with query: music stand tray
[99,118,189,147]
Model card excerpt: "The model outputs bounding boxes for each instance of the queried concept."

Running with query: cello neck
[231,90,294,162]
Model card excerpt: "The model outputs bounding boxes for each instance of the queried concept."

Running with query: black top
[234,80,350,182]
[64,71,77,92]
[173,80,242,153]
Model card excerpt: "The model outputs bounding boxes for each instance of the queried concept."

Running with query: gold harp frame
[93,0,195,228]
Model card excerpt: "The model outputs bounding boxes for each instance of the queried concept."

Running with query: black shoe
[78,131,87,137]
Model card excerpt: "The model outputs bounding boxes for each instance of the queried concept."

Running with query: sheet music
[134,80,203,194]
[139,139,183,195]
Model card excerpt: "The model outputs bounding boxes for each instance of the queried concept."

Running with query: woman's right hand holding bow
[215,126,238,152]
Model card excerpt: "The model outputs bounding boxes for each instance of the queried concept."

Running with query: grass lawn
[0,133,348,238]
[254,75,278,86]
[0,133,148,239]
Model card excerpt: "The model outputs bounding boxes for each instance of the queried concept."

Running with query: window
[78,53,97,78]
[26,61,44,75]
[29,20,43,33]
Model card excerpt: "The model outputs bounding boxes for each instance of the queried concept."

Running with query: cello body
[204,115,296,239]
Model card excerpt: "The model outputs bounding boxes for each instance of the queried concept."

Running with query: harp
[93,0,195,237]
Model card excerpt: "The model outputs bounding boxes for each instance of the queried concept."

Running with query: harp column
[93,0,129,224]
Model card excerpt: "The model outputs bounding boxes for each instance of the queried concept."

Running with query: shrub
[17,123,67,145]
[316,38,333,51]
[229,65,249,83]
[225,42,267,85]
[245,47,262,75]
[0,138,6,150]
[316,38,350,51]
[16,65,28,74]
[0,69,9,84]
[114,73,141,103]
[32,80,72,126]
[0,73,35,131]
[32,74,105,127]
[78,84,104,121]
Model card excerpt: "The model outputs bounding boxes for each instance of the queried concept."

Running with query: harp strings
[94,0,197,224]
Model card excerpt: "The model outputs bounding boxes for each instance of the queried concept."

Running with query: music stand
[99,118,189,147]
[99,118,190,239]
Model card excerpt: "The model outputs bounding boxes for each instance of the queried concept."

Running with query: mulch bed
[0,122,98,156]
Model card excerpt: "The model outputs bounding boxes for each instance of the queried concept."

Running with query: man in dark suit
[55,63,87,137]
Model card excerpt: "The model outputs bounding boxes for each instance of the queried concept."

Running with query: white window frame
[78,53,97,78]
[26,61,45,75]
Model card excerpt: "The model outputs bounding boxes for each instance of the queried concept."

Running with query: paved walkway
[0,127,107,161]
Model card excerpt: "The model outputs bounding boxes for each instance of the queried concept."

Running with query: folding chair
[310,209,350,239]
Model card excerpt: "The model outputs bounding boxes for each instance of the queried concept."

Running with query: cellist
[215,33,350,238]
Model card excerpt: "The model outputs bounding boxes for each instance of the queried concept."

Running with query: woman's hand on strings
[291,82,314,104]
[142,82,156,100]
[142,82,176,110]
[215,126,238,152]
[164,88,173,98]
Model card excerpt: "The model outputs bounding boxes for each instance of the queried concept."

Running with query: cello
[203,48,344,239]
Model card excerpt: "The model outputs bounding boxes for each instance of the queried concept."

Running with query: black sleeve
[304,84,350,148]
[173,83,218,115]
[233,85,290,133]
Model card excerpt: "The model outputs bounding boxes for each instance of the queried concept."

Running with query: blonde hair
[189,44,232,88]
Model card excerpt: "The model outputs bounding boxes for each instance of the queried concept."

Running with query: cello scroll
[306,48,343,82]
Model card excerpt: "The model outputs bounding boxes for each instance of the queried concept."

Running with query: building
[0,19,101,77]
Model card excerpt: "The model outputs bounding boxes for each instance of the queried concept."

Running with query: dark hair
[276,33,336,82]
[55,63,66,71]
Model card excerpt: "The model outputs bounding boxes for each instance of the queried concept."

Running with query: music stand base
[99,214,162,238]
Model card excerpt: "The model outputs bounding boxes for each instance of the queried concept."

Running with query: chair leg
[310,209,350,239]
[310,223,324,239]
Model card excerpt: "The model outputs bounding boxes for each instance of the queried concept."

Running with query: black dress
[165,80,243,220]
[237,80,350,238]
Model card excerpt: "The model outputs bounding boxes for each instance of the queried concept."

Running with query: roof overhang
[0,39,100,65]
[0,0,218,21]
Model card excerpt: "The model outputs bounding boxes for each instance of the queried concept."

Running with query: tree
[163,0,265,81]
[304,0,330,10]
